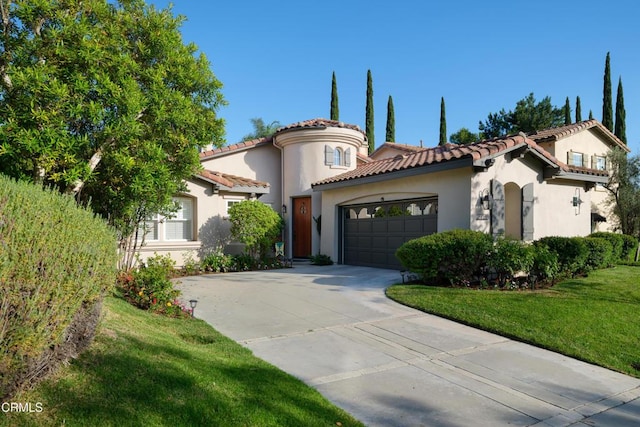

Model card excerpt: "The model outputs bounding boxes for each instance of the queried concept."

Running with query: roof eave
[313,158,473,191]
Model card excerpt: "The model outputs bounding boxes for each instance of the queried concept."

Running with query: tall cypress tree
[615,76,627,143]
[564,97,571,125]
[365,69,374,154]
[575,96,582,122]
[589,110,594,120]
[330,71,339,121]
[602,52,613,131]
[439,97,447,145]
[385,95,395,142]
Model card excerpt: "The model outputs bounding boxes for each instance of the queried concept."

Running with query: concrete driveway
[177,263,640,427]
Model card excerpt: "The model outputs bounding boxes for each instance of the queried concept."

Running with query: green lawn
[386,265,640,378]
[2,297,363,427]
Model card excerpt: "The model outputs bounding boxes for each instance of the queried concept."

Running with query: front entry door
[293,197,312,258]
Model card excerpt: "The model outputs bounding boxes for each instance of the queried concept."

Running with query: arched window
[334,147,343,166]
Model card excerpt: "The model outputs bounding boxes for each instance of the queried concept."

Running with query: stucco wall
[471,154,592,238]
[317,167,472,262]
[200,143,282,209]
[275,126,365,257]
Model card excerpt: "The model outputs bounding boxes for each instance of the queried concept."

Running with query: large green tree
[575,96,582,122]
[365,69,374,154]
[605,149,640,243]
[330,71,339,121]
[439,97,447,145]
[614,77,627,144]
[0,0,226,268]
[449,128,479,144]
[564,97,571,125]
[602,52,613,131]
[385,95,395,142]
[240,118,280,141]
[478,93,564,138]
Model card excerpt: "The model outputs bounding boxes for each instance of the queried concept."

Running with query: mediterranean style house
[137,118,629,270]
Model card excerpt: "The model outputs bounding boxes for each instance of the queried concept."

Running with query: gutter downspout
[273,135,288,259]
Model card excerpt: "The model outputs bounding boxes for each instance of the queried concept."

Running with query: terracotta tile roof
[312,134,607,187]
[275,118,366,136]
[199,136,273,160]
[356,153,373,163]
[370,142,427,157]
[197,170,269,189]
[529,120,629,151]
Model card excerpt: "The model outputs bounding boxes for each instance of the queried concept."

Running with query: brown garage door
[342,198,438,270]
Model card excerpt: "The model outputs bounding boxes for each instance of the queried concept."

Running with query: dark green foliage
[201,251,234,272]
[330,72,339,121]
[479,93,564,138]
[310,254,334,266]
[0,175,118,399]
[536,236,589,277]
[583,237,614,270]
[575,96,582,122]
[487,238,534,286]
[615,77,627,143]
[241,118,280,141]
[602,52,613,131]
[439,97,447,145]
[620,234,639,261]
[604,149,640,238]
[117,254,187,317]
[366,69,375,154]
[232,253,258,271]
[530,245,560,285]
[450,128,479,144]
[228,200,283,259]
[589,232,624,260]
[564,97,572,125]
[589,110,594,120]
[396,229,493,285]
[386,95,395,142]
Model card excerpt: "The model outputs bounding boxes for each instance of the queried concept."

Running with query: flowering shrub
[201,251,234,272]
[117,254,189,318]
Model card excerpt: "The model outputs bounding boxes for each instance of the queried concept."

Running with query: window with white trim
[334,147,343,166]
[165,197,193,241]
[593,155,607,170]
[225,198,243,218]
[569,151,586,167]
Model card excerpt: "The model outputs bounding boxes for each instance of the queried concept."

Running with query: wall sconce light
[480,189,493,210]
[281,204,287,214]
[189,299,198,318]
[572,188,583,214]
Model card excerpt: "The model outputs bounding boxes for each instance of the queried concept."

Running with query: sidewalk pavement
[177,263,640,427]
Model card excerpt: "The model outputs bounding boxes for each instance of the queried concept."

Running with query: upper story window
[593,155,607,170]
[568,151,587,167]
[324,145,351,167]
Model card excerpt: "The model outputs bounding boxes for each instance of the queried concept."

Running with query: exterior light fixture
[572,188,583,214]
[282,204,287,214]
[189,299,198,317]
[480,189,493,210]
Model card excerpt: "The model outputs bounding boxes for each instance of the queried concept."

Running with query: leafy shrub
[530,245,560,285]
[117,254,187,317]
[201,251,234,273]
[396,229,493,284]
[232,253,257,271]
[0,176,118,399]
[181,251,201,275]
[589,232,624,261]
[536,236,589,277]
[620,234,639,261]
[310,253,334,266]
[487,238,534,286]
[228,200,283,258]
[583,237,614,270]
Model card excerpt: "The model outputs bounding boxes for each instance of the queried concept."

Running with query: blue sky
[149,1,640,154]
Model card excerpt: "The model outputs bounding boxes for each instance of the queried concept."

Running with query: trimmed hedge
[395,229,493,285]
[0,175,117,399]
[396,231,633,288]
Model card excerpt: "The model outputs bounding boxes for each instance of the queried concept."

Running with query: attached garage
[341,197,438,269]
